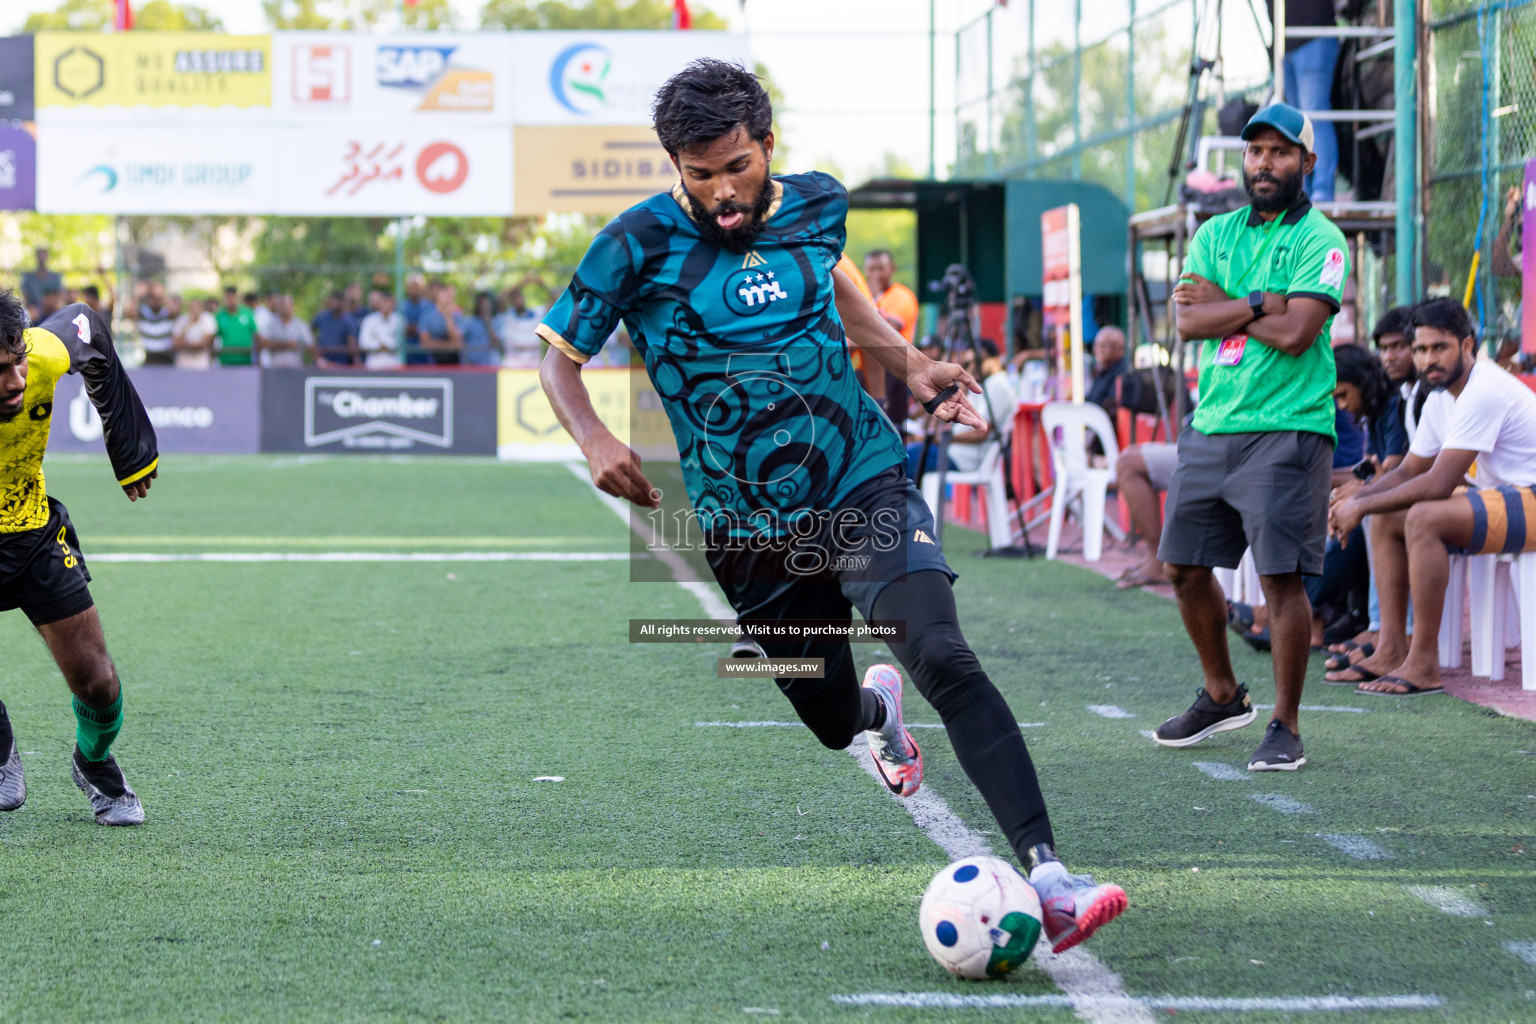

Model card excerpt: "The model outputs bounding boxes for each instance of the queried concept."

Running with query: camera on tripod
[929,264,977,314]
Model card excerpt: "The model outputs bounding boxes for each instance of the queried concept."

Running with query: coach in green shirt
[215,286,257,367]
[1149,103,1348,773]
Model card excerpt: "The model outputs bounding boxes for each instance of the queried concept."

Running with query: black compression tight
[769,570,1055,860]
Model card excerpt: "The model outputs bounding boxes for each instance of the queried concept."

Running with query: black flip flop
[1322,664,1380,685]
[1359,675,1444,697]
[1324,643,1375,672]
[1227,601,1256,635]
[1238,626,1271,652]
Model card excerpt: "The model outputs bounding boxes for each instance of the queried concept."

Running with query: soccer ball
[919,856,1043,979]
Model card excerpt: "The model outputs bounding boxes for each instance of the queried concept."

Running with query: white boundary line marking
[694,721,1045,730]
[1248,793,1316,815]
[1315,833,1393,860]
[1086,705,1135,719]
[1192,762,1251,782]
[831,993,1443,1012]
[1406,885,1485,918]
[1504,941,1536,966]
[1255,703,1369,714]
[567,462,1151,1024]
[90,552,630,563]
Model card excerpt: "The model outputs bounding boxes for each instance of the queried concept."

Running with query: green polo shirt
[1185,198,1347,441]
[215,307,257,366]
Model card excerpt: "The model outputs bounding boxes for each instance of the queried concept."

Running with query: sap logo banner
[306,377,452,450]
[376,44,493,112]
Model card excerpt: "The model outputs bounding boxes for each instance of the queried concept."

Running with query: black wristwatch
[1248,290,1266,320]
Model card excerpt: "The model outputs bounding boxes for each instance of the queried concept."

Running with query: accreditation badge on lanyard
[1215,333,1247,366]
[1215,219,1284,368]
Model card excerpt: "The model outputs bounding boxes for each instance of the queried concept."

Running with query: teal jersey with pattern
[538,172,905,535]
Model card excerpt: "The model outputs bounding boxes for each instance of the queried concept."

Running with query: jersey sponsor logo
[724,268,790,316]
[1320,247,1346,289]
[293,45,351,105]
[549,43,611,116]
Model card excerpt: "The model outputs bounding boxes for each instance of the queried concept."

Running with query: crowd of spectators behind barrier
[12,247,642,372]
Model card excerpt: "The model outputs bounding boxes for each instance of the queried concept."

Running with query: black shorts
[1157,428,1333,576]
[706,467,956,627]
[0,497,95,626]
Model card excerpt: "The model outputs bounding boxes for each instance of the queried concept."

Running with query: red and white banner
[278,125,512,215]
[1041,204,1085,402]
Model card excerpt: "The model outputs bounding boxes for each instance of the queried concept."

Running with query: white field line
[1255,703,1369,714]
[1248,794,1316,815]
[90,552,630,563]
[1086,705,1135,719]
[1504,941,1536,966]
[1406,885,1485,918]
[1138,730,1157,739]
[694,721,1046,730]
[570,462,1150,1024]
[1192,762,1251,782]
[831,994,1443,1012]
[1316,833,1393,860]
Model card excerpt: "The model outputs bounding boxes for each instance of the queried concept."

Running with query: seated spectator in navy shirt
[1084,326,1128,414]
[400,273,433,366]
[461,291,501,367]
[312,289,358,367]
[417,282,464,366]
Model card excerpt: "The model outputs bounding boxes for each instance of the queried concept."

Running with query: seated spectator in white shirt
[359,291,403,370]
[494,282,547,369]
[258,294,314,368]
[172,296,217,369]
[1327,298,1536,696]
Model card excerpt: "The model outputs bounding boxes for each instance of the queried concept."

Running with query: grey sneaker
[863,664,923,797]
[0,738,24,811]
[1152,684,1257,747]
[71,748,144,826]
[1248,719,1306,771]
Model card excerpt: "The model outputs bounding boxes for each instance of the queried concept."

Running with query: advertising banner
[271,32,514,122]
[512,125,675,215]
[278,124,513,216]
[262,370,497,454]
[48,368,262,455]
[1041,204,1084,402]
[511,32,751,125]
[0,37,35,120]
[497,368,674,461]
[0,123,37,211]
[36,122,276,214]
[34,32,273,111]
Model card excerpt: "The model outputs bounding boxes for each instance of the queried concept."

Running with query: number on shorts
[56,525,77,569]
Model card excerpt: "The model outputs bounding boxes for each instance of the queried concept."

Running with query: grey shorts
[1157,428,1333,576]
[1140,442,1178,491]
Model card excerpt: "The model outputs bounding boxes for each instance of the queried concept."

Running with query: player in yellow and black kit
[0,290,158,825]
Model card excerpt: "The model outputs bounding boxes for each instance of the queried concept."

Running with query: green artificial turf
[0,455,1531,1023]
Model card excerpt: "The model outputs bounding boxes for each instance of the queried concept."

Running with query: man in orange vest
[864,250,920,420]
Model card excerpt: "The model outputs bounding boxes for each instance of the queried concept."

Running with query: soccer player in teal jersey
[539,60,1125,952]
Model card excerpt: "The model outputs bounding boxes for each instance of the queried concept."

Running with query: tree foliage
[23,0,223,31]
[479,0,725,31]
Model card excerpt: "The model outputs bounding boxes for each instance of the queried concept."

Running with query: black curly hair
[0,290,28,358]
[652,59,772,157]
[1333,343,1391,422]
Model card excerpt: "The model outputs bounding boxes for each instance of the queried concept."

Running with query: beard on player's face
[683,163,775,255]
[1243,163,1306,214]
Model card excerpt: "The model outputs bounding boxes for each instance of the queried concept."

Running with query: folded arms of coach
[41,304,159,491]
[1172,275,1336,357]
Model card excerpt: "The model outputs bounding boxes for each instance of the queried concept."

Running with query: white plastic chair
[1439,554,1468,669]
[920,439,1013,550]
[1470,551,1536,689]
[1041,401,1122,562]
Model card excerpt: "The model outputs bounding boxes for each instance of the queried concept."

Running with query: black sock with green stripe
[73,693,122,762]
